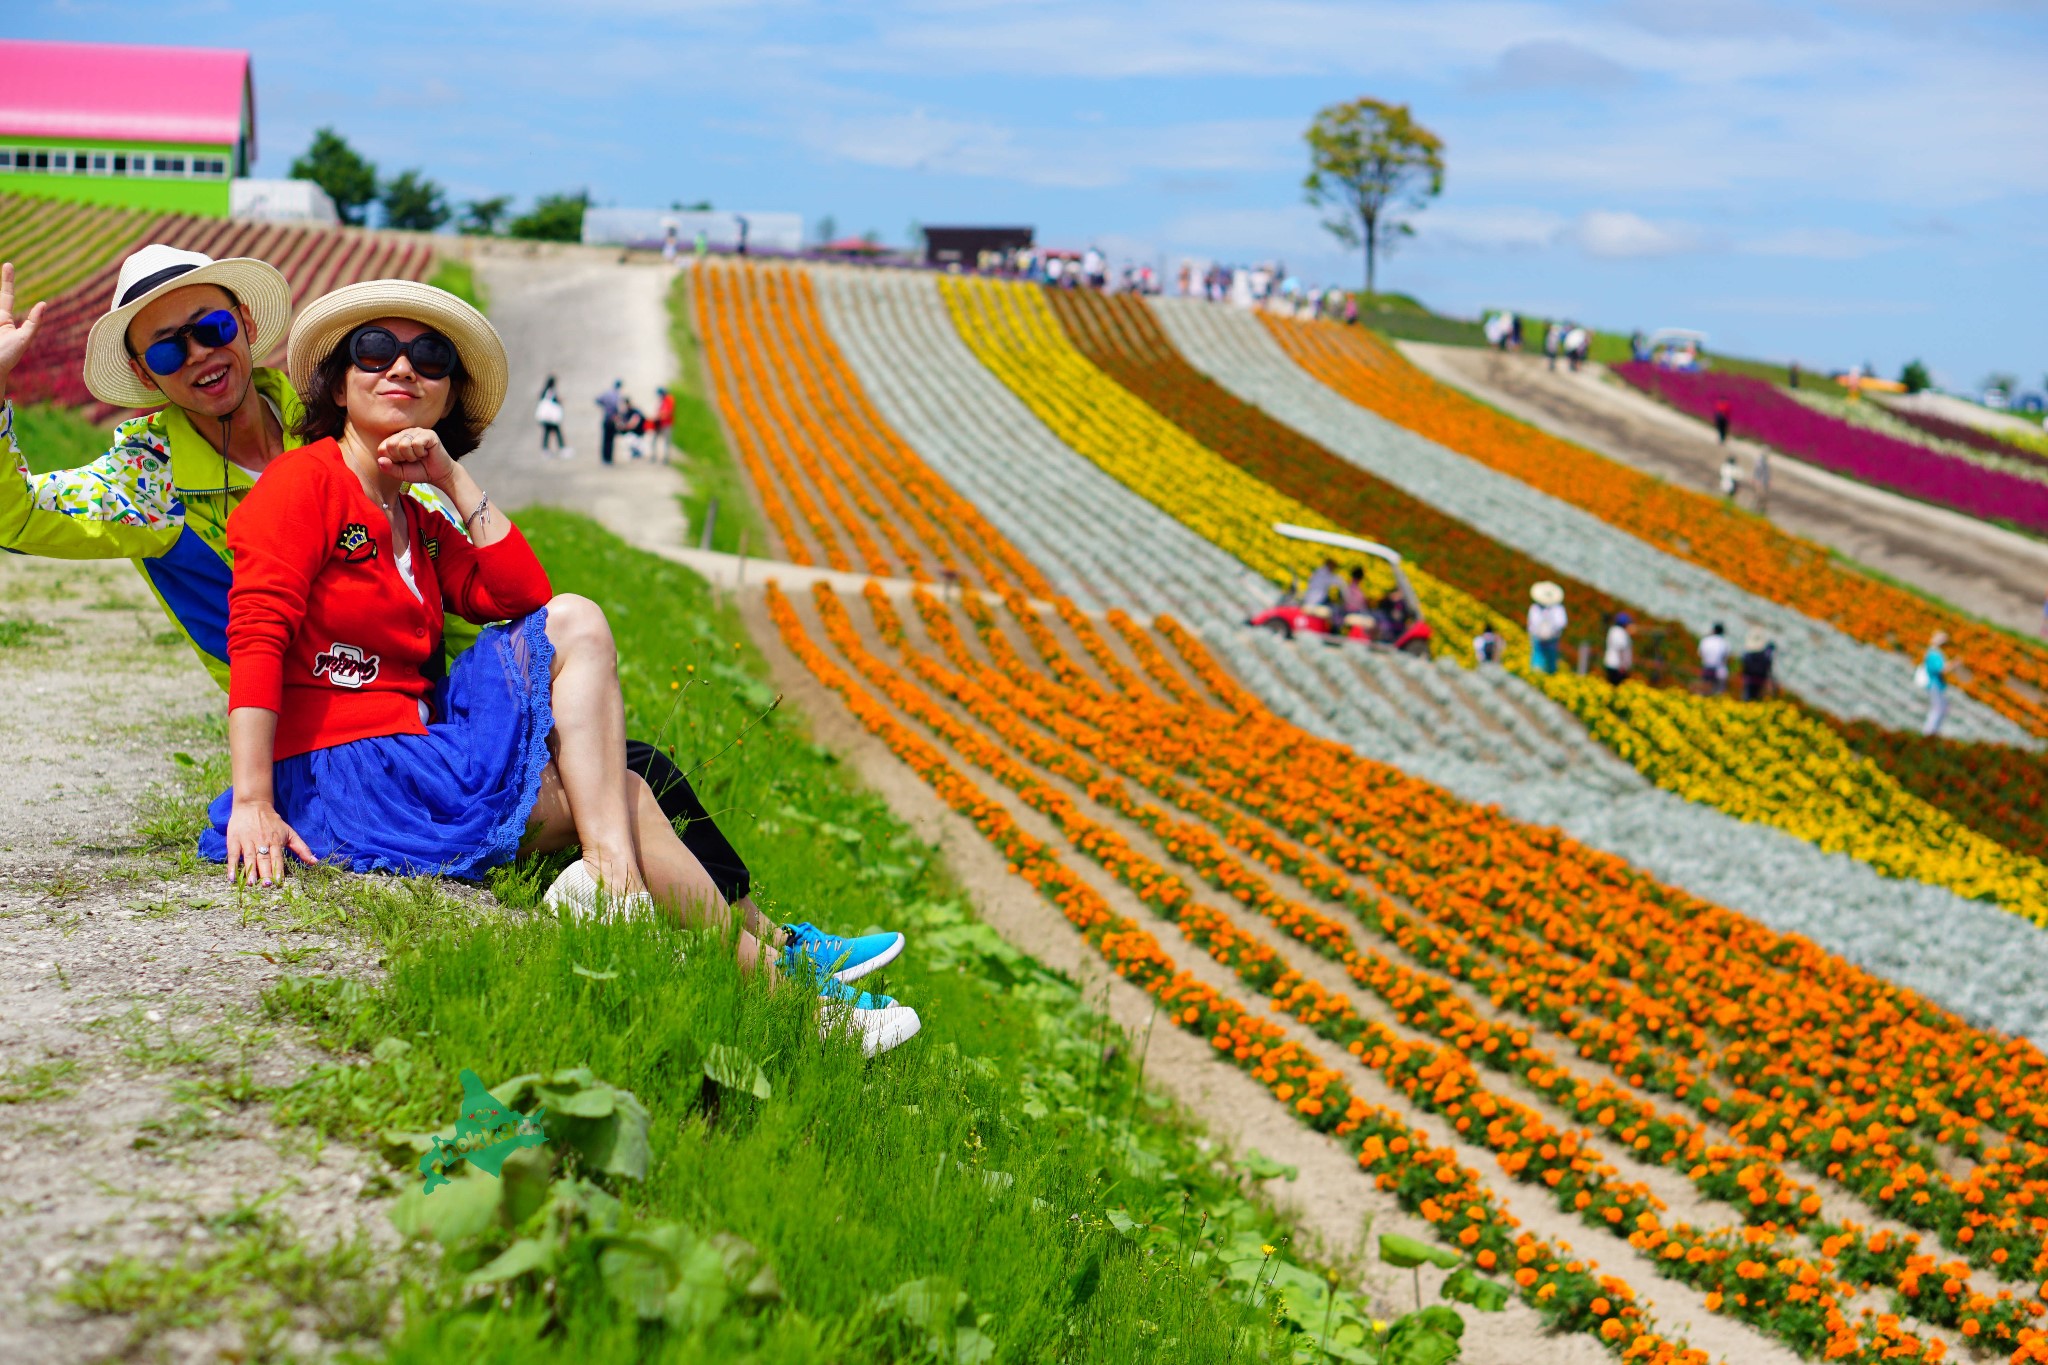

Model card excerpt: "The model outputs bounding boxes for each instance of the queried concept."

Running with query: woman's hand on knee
[224,798,316,886]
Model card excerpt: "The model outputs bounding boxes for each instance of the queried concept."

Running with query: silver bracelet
[463,491,491,529]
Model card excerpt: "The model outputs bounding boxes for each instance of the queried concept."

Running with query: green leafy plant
[1371,1233,1508,1363]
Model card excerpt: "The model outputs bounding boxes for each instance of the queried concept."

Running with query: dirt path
[1403,342,2048,635]
[0,558,397,1365]
[465,242,686,547]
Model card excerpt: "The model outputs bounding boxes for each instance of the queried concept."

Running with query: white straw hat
[83,245,292,408]
[1531,581,1564,607]
[287,279,507,435]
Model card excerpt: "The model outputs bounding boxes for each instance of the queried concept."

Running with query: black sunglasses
[138,309,239,376]
[347,326,459,381]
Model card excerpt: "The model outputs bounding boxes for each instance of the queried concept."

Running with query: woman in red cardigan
[200,280,919,1053]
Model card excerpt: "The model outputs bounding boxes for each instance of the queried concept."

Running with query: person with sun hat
[1527,580,1567,675]
[201,277,917,1055]
[0,248,911,1033]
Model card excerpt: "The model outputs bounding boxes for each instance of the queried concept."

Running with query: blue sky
[19,0,2048,389]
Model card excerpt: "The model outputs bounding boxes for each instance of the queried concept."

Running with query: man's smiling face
[124,283,256,419]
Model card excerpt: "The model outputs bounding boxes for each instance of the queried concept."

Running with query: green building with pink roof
[0,38,253,217]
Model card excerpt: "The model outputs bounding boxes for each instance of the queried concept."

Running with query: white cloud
[1570,209,1705,258]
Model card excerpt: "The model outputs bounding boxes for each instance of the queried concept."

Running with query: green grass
[234,509,1376,1362]
[667,272,764,556]
[427,257,488,313]
[11,399,112,474]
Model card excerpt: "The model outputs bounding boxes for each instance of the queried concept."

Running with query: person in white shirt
[1719,454,1741,501]
[1527,581,1567,673]
[1697,622,1730,694]
[1603,612,1635,685]
[1753,450,1771,514]
[1473,624,1504,664]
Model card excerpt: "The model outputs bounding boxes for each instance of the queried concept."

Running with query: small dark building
[922,225,1034,268]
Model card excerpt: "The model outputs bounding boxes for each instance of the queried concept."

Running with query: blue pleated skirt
[199,610,555,879]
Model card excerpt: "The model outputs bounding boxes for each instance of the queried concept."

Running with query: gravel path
[0,557,397,1364]
[1403,342,2048,637]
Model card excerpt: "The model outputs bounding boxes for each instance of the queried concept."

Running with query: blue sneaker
[782,922,905,985]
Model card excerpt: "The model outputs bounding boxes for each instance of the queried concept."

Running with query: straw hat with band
[83,245,292,409]
[1530,581,1564,607]
[287,280,508,436]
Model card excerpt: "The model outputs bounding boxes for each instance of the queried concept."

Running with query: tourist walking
[650,385,675,462]
[1602,612,1634,685]
[595,378,622,465]
[1544,322,1563,371]
[1739,629,1776,701]
[1528,581,1567,674]
[1753,449,1771,514]
[1719,453,1741,502]
[1698,622,1730,694]
[534,374,566,456]
[1714,396,1732,444]
[1919,632,1950,736]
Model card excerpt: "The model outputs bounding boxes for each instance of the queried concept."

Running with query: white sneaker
[542,859,653,921]
[821,1000,922,1058]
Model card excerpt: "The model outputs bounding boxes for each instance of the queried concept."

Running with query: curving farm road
[1402,342,2048,636]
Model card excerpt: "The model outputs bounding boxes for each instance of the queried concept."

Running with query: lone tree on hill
[1303,98,1444,298]
[460,195,512,236]
[380,169,450,232]
[1899,359,1931,394]
[291,128,377,227]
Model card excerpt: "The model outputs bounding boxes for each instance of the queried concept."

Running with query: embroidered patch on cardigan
[337,523,378,563]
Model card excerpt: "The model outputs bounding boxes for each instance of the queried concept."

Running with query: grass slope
[252,510,1372,1363]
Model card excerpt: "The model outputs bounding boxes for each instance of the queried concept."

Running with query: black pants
[623,739,751,904]
[600,419,616,465]
[540,422,564,450]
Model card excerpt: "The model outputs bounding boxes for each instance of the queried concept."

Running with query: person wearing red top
[650,385,675,463]
[200,279,920,1055]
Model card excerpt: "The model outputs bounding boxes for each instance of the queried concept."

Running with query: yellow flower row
[937,275,2048,923]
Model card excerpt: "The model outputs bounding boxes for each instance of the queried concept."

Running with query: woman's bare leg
[628,774,776,981]
[541,595,645,895]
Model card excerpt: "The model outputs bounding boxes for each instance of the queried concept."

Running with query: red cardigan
[225,439,552,760]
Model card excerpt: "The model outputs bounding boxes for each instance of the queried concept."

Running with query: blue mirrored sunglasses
[139,309,239,376]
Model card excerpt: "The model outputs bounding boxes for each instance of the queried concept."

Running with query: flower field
[692,263,1051,598]
[1045,286,1699,684]
[1616,363,2048,534]
[808,265,1268,621]
[673,260,2048,1360]
[796,266,2048,1035]
[933,275,2048,927]
[1881,402,2048,467]
[766,568,2048,1364]
[1252,312,2048,742]
[1156,299,2021,747]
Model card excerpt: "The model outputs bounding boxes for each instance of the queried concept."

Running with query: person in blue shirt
[1921,632,1949,736]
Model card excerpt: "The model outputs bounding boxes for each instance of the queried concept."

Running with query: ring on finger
[257,844,272,854]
